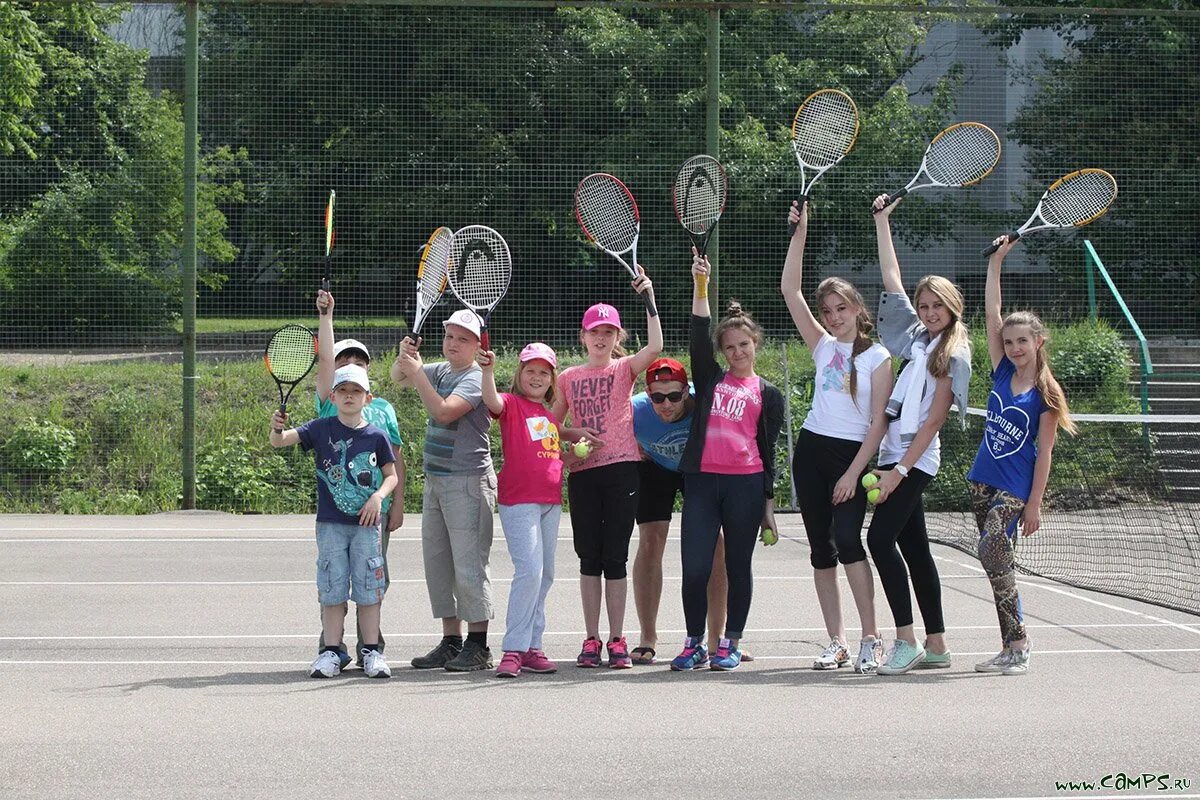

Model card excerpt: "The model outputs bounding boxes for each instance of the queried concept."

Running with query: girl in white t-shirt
[781,201,893,675]
[869,194,973,676]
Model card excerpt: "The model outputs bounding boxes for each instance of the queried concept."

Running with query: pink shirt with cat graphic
[700,373,763,474]
[494,393,564,506]
[558,356,638,472]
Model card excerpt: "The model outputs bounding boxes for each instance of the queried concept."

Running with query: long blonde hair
[1002,311,1078,434]
[913,275,969,379]
[815,277,873,403]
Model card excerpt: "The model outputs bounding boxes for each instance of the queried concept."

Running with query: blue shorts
[315,521,386,606]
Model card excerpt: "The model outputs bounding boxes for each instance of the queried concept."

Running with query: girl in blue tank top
[969,235,1078,676]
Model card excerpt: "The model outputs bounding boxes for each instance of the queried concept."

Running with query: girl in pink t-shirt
[551,268,662,669]
[478,342,576,678]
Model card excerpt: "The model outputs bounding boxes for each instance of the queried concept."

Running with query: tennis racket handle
[872,189,907,215]
[788,195,809,236]
[481,330,490,350]
[318,277,331,316]
[981,231,1020,257]
[641,291,658,318]
[399,331,422,350]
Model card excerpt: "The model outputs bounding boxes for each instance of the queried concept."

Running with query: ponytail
[714,300,765,350]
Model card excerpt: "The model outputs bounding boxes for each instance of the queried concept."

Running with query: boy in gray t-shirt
[391,309,497,672]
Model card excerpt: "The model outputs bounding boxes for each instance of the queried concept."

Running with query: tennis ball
[572,440,592,458]
[867,488,882,505]
[861,473,879,490]
[761,528,778,546]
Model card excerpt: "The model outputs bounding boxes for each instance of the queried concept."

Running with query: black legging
[792,429,870,569]
[680,472,765,640]
[568,461,640,579]
[865,465,945,634]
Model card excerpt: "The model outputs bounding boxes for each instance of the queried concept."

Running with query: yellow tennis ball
[573,441,592,458]
[861,473,879,490]
[867,488,882,504]
[761,528,778,546]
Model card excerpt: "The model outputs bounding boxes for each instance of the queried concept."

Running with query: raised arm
[315,289,335,400]
[985,235,1018,370]
[475,349,505,416]
[627,266,664,377]
[872,194,905,295]
[691,248,711,319]
[779,200,824,352]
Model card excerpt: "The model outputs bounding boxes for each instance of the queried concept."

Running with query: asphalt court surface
[2,511,1199,800]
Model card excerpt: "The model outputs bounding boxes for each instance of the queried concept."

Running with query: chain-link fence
[1,2,1197,516]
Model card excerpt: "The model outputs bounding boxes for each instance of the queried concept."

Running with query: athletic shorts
[635,459,685,524]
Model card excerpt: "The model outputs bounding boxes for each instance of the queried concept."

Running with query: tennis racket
[672,154,729,301]
[575,172,657,317]
[446,225,511,351]
[874,122,1001,214]
[788,88,859,235]
[265,324,318,432]
[319,189,335,315]
[981,169,1117,256]
[406,226,452,348]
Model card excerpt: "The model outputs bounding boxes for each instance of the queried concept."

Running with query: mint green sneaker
[877,639,925,675]
[918,641,951,669]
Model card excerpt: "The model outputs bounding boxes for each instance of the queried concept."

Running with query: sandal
[630,646,656,665]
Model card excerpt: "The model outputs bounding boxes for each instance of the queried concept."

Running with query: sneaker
[919,640,952,669]
[709,638,743,671]
[361,648,391,679]
[576,637,603,668]
[521,649,558,674]
[445,640,493,672]
[877,639,926,675]
[670,637,709,671]
[813,639,850,670]
[974,647,1012,674]
[1002,646,1030,676]
[854,636,883,675]
[411,637,463,669]
[495,650,522,678]
[607,637,632,669]
[309,650,342,679]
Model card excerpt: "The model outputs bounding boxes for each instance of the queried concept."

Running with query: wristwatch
[894,464,910,478]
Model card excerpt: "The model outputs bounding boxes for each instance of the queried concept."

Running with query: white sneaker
[1002,646,1030,676]
[974,648,1011,673]
[362,648,391,679]
[854,636,883,675]
[813,639,850,670]
[310,650,342,678]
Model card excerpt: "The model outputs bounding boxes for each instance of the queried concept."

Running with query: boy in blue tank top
[969,236,1077,676]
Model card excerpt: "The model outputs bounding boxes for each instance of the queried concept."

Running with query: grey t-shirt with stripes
[421,362,492,477]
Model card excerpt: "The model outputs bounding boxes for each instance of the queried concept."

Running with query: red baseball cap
[646,357,687,386]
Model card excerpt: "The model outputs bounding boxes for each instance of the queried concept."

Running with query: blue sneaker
[877,639,926,675]
[337,649,352,671]
[709,638,743,671]
[670,637,709,671]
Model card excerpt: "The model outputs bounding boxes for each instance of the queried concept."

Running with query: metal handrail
[1084,239,1153,414]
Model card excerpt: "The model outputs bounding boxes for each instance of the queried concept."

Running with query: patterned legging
[969,482,1028,645]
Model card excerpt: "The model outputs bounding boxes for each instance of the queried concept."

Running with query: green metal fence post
[706,6,720,317]
[182,2,198,509]
[1085,247,1097,323]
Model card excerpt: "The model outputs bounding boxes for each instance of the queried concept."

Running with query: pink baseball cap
[582,303,622,331]
[519,342,557,368]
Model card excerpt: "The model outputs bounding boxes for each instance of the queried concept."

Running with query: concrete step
[1145,343,1200,365]
[1147,398,1200,414]
[1128,380,1200,399]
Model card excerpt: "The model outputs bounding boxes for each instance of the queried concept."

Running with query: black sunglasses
[650,391,686,404]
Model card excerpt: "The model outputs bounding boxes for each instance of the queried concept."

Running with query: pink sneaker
[576,637,603,668]
[521,649,558,674]
[495,651,522,678]
[607,636,632,669]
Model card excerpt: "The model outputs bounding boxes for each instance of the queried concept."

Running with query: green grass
[178,316,409,334]
[0,319,1136,514]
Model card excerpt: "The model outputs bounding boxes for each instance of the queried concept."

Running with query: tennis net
[924,409,1200,616]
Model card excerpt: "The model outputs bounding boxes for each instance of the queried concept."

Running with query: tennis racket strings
[925,123,1001,186]
[575,174,639,259]
[1040,169,1117,227]
[265,324,318,384]
[792,90,859,169]
[674,155,727,237]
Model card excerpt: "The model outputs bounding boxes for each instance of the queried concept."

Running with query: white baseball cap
[442,309,482,340]
[333,338,371,362]
[332,364,371,393]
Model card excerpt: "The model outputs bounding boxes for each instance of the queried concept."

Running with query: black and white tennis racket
[982,169,1117,256]
[319,190,335,316]
[789,88,859,235]
[672,155,729,301]
[264,324,318,431]
[575,172,656,317]
[874,122,1001,214]
[446,225,511,351]
[406,226,452,348]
